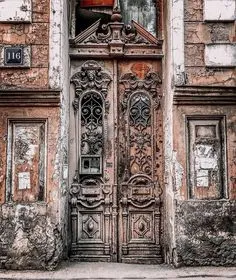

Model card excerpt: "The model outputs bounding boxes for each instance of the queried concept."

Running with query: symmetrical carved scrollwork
[120,174,162,208]
[120,72,162,111]
[70,175,112,207]
[71,60,112,112]
[70,61,112,202]
[129,93,152,175]
[80,8,158,46]
[119,71,162,179]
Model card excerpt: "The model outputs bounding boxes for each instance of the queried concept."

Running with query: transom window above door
[71,0,157,36]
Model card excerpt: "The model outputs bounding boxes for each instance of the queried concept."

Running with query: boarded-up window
[187,117,226,199]
[6,120,47,202]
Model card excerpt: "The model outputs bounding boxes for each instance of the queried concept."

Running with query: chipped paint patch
[0,0,32,22]
[205,44,236,67]
[204,0,236,21]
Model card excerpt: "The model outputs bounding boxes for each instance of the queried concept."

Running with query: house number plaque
[4,47,23,65]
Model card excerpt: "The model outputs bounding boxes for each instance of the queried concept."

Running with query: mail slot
[80,156,102,174]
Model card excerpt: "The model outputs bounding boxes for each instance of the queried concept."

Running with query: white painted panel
[172,0,185,85]
[205,44,236,67]
[0,0,31,22]
[204,0,235,21]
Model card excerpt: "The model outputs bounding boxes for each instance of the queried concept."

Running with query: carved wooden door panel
[117,61,163,263]
[69,60,117,262]
[69,59,162,263]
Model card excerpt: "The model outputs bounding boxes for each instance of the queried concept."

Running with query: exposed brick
[32,0,50,23]
[185,23,210,44]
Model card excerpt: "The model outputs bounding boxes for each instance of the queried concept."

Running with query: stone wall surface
[184,0,235,86]
[0,203,63,270]
[0,106,64,270]
[175,200,236,266]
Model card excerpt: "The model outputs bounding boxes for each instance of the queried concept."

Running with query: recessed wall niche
[187,117,227,200]
[6,120,47,202]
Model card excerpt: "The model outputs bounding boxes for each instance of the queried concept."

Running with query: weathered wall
[184,0,235,86]
[0,106,63,269]
[162,0,176,264]
[171,98,236,266]
[0,0,50,89]
[0,203,63,270]
[175,200,236,266]
[0,0,70,270]
[173,105,236,201]
[166,0,236,266]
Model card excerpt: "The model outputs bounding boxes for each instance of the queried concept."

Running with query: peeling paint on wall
[188,118,226,200]
[6,121,46,202]
[205,44,236,67]
[204,0,236,21]
[172,151,184,195]
[0,0,32,22]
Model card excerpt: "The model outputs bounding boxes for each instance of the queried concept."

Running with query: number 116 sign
[4,47,23,65]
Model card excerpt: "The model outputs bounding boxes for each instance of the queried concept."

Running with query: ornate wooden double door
[69,59,163,263]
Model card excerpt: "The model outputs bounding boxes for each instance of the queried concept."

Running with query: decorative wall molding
[0,90,60,107]
[173,85,236,105]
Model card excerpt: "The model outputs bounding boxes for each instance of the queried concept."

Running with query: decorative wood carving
[117,67,163,263]
[71,60,112,112]
[120,71,162,111]
[70,9,162,58]
[119,71,162,182]
[69,58,163,263]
